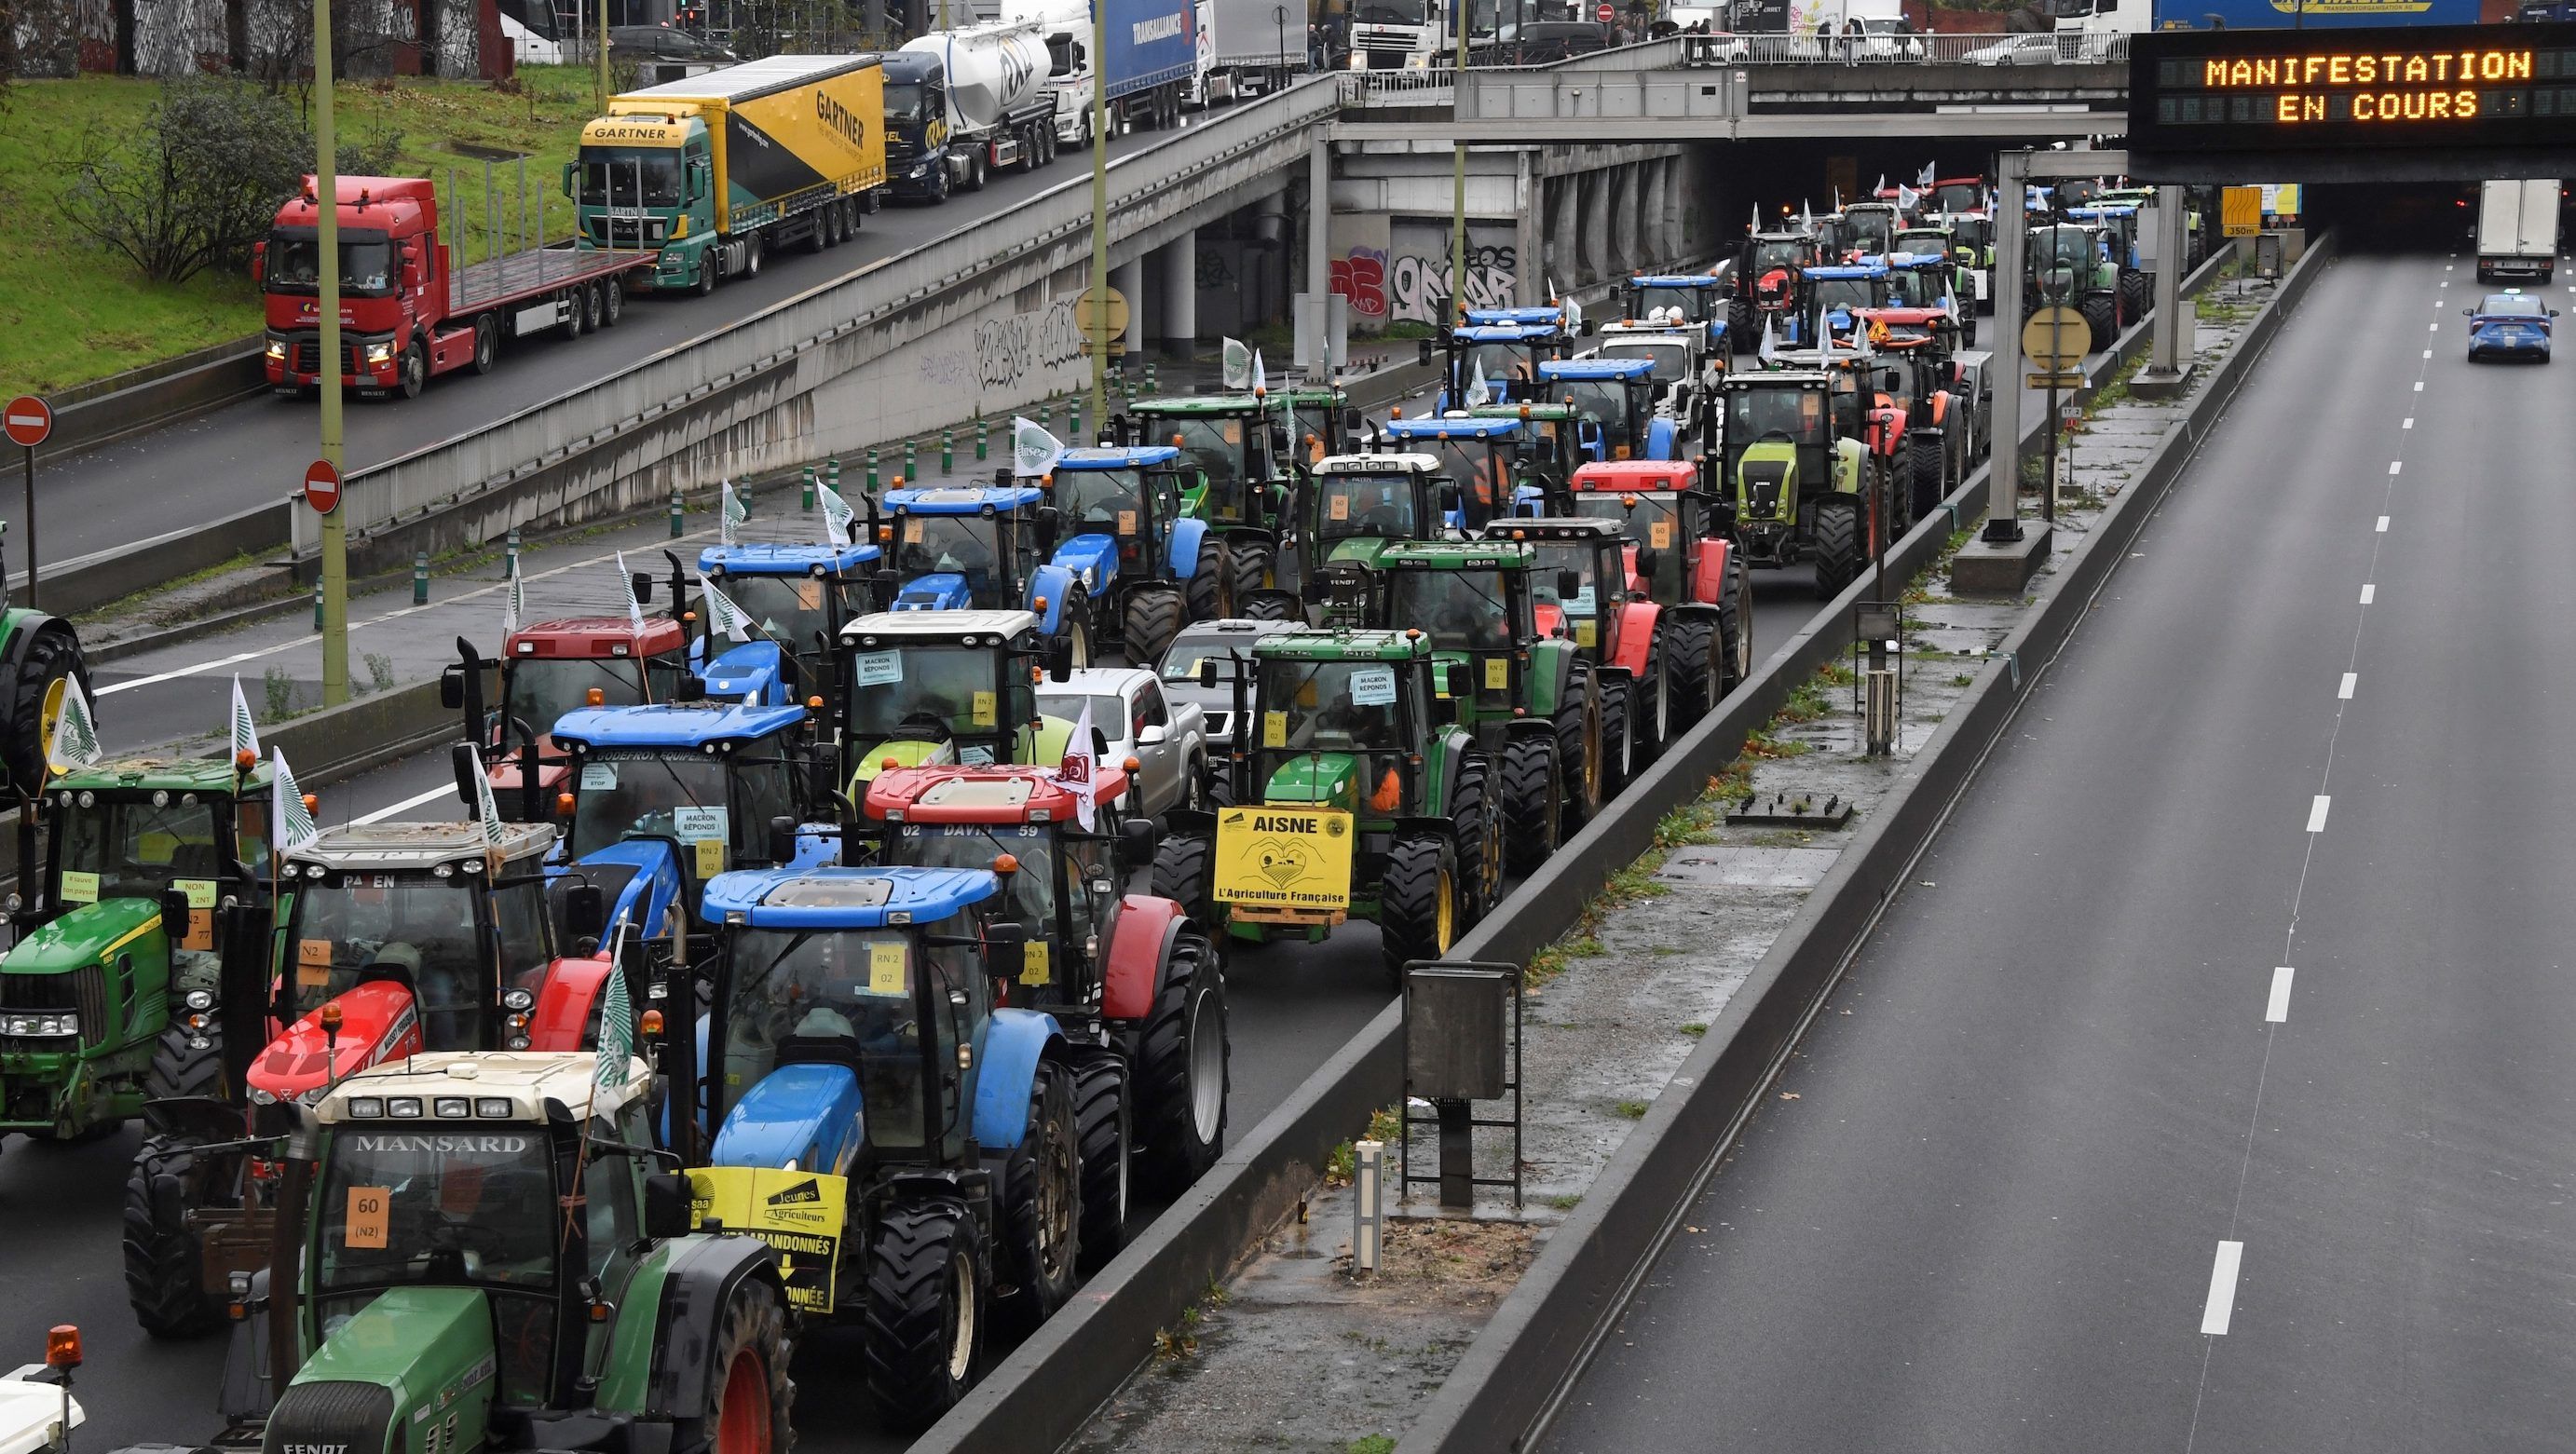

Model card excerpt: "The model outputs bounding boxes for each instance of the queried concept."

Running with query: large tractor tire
[1720,563,1753,696]
[122,1133,225,1338]
[5,622,80,798]
[1149,830,1215,925]
[1498,734,1561,879]
[688,1273,793,1454]
[1066,1046,1129,1275]
[1665,614,1722,724]
[144,1025,225,1102]
[1633,639,1672,763]
[995,1060,1079,1337]
[1227,540,1275,613]
[1132,931,1227,1198]
[1122,589,1186,663]
[1450,754,1502,924]
[1728,295,1755,353]
[1555,660,1604,835]
[1378,834,1458,987]
[2079,294,2117,353]
[1881,453,1915,539]
[1182,536,1225,624]
[1598,673,1631,795]
[2121,269,2153,324]
[1810,496,1860,600]
[863,1198,982,1430]
[1908,435,1947,520]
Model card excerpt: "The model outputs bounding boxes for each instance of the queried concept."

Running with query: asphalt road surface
[1545,249,2576,1450]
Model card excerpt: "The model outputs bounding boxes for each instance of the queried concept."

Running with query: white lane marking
[2415,381,2425,391]
[2377,515,2391,533]
[2338,673,2357,700]
[2360,584,2376,604]
[2308,795,2332,833]
[2202,1242,2245,1335]
[353,784,457,824]
[2266,967,2296,1023]
[2430,323,2439,333]
[2441,279,2450,288]
[2403,418,2415,429]
[2388,461,2403,476]
[2422,349,2433,359]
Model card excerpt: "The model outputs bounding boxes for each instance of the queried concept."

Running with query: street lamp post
[315,0,348,708]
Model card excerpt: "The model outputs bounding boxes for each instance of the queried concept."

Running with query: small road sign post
[303,459,342,516]
[4,396,52,607]
[2021,308,2083,526]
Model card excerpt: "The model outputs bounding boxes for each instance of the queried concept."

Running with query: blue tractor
[879,480,1090,664]
[1041,445,1223,661]
[1803,259,1894,338]
[1421,320,1574,412]
[1620,273,1734,350]
[1533,357,1682,464]
[682,864,1124,1427]
[694,538,888,707]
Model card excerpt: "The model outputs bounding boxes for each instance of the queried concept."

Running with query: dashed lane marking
[2338,673,2356,700]
[2307,795,2332,833]
[2201,1242,2245,1336]
[2360,584,2376,605]
[2265,968,2295,1024]
[2377,516,2391,533]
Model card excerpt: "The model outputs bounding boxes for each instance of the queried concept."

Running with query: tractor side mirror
[1196,659,1219,688]
[984,921,1027,982]
[643,1172,694,1239]
[439,664,467,711]
[1417,339,1434,366]
[767,815,797,865]
[565,883,608,943]
[1445,661,1472,698]
[1271,424,1292,455]
[451,741,484,808]
[159,889,193,944]
[1557,568,1584,600]
[1342,407,1364,433]
[1038,505,1062,549]
[1116,816,1157,870]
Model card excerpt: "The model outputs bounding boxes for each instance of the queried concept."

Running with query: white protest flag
[700,572,752,643]
[1221,337,1252,389]
[502,554,525,635]
[617,551,647,633]
[1014,415,1066,478]
[272,748,319,853]
[228,674,261,764]
[1466,358,1493,409]
[1057,698,1098,833]
[819,479,857,550]
[47,677,101,774]
[1251,348,1267,394]
[719,479,748,547]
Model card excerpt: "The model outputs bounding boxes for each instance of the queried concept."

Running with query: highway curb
[903,261,2232,1454]
[1397,231,2338,1454]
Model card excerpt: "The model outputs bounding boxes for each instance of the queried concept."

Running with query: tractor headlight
[348,1097,385,1118]
[502,988,535,1012]
[387,1097,424,1118]
[433,1097,471,1119]
[474,1098,513,1118]
[250,1088,278,1106]
[185,990,214,1011]
[507,1035,531,1051]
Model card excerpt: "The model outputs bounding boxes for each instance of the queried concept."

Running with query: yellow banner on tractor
[688,1166,848,1312]
[1213,807,1356,911]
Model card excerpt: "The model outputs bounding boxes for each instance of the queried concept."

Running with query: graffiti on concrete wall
[973,294,1085,391]
[1331,246,1389,322]
[1388,242,1517,324]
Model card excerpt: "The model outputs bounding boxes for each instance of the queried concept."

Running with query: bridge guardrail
[1681,29,2129,65]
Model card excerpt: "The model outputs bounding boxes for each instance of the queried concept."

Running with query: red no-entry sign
[304,458,342,515]
[2,397,51,450]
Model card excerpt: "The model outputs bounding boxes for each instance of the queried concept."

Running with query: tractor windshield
[1055,467,1151,532]
[1949,216,1992,251]
[1931,183,1983,213]
[1385,569,1518,652]
[507,657,676,735]
[2036,228,2097,271]
[566,751,794,872]
[716,921,973,1148]
[893,823,1060,942]
[288,874,497,1043]
[1315,471,1422,543]
[1572,493,1684,600]
[1749,238,1808,275]
[1595,340,1690,386]
[719,574,853,653]
[845,644,1002,741]
[1557,380,1640,457]
[55,794,240,904]
[1524,541,1607,645]
[1843,211,1896,253]
[1411,438,1513,517]
[1725,385,1829,448]
[317,1125,557,1298]
[1636,286,1717,323]
[1255,658,1409,753]
[1885,269,1945,307]
[895,515,1007,603]
[1462,340,1540,395]
[1811,276,1882,314]
[1152,417,1253,518]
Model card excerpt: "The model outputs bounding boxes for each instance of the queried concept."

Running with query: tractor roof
[1376,540,1534,569]
[550,701,808,752]
[700,540,882,577]
[508,617,688,659]
[842,608,1038,644]
[1536,358,1655,382]
[50,754,272,795]
[1630,273,1726,288]
[1465,306,1571,326]
[1056,445,1182,469]
[1452,322,1558,343]
[1885,251,1950,268]
[1806,262,1889,279]
[1468,402,1574,421]
[1382,416,1523,441]
[1571,458,1697,490]
[702,864,999,928]
[1254,628,1431,663]
[865,763,1132,822]
[318,1051,649,1125]
[1317,452,1441,474]
[291,820,555,873]
[1479,517,1629,543]
[884,483,1046,513]
[1750,229,1818,243]
[1727,367,1834,387]
[1131,394,1268,415]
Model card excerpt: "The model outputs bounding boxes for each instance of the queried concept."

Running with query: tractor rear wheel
[7,625,79,798]
[2121,269,2153,324]
[1555,660,1603,835]
[1810,496,1859,600]
[1498,734,1561,879]
[1183,536,1225,623]
[123,1133,224,1338]
[695,1273,792,1454]
[1666,614,1721,723]
[1450,754,1501,923]
[144,1025,225,1101]
[1132,931,1227,1197]
[1123,589,1185,662]
[1634,638,1671,763]
[2079,294,2117,352]
[1908,435,1946,520]
[864,1198,981,1430]
[1066,1046,1129,1275]
[1379,834,1458,987]
[1149,831,1214,923]
[1598,673,1631,795]
[995,1060,1079,1336]
[1059,589,1096,670]
[1728,296,1755,353]
[1227,540,1274,612]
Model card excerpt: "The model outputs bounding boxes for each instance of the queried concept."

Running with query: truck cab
[258,176,454,399]
[882,50,959,202]
[574,111,718,290]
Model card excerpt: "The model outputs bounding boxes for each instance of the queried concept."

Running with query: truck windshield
[718,925,947,1148]
[578,148,683,207]
[846,644,1001,740]
[884,82,929,124]
[1355,0,1431,22]
[267,236,396,298]
[1386,570,1516,652]
[511,657,668,737]
[1316,472,1419,541]
[318,1126,558,1295]
[1726,385,1827,445]
[569,751,791,867]
[56,795,234,903]
[289,875,487,1041]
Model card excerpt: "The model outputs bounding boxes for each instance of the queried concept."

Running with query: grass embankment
[0,65,607,399]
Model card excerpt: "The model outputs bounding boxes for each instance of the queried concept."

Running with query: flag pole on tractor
[315,0,348,709]
[1451,0,1469,329]
[1087,0,1111,434]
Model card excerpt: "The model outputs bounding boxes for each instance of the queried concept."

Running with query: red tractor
[865,763,1231,1205]
[1849,311,1978,520]
[1559,460,1753,749]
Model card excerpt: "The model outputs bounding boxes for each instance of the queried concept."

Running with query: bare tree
[63,73,312,282]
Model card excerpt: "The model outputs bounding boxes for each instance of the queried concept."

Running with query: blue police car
[2465,290,2556,362]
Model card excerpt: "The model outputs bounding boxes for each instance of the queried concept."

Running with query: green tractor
[0,756,266,1172]
[1288,452,1452,611]
[1326,540,1601,869]
[1720,366,1878,599]
[1468,401,1586,504]
[216,1051,793,1454]
[1123,393,1300,615]
[2025,221,2123,351]
[1157,628,1502,985]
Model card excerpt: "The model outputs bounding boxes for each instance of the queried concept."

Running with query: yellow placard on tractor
[1213,807,1356,911]
[688,1165,849,1312]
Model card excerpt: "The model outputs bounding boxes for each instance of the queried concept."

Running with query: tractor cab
[1564,459,1733,608]
[1588,322,1722,450]
[1894,225,1955,264]
[1717,367,1874,585]
[1039,446,1221,659]
[1353,541,1543,725]
[1533,357,1667,463]
[838,609,1071,793]
[1835,201,1902,261]
[1423,322,1569,412]
[880,482,1086,660]
[696,539,889,707]
[1378,415,1544,528]
[2027,222,2112,305]
[547,700,826,944]
[1883,251,1962,312]
[1804,262,1893,329]
[1123,394,1293,530]
[1735,230,1825,348]
[1468,401,1582,498]
[2065,204,2142,269]
[1473,518,1631,659]
[1926,176,1987,215]
[1621,274,1732,347]
[1279,383,1363,470]
[444,612,692,822]
[1304,453,1450,584]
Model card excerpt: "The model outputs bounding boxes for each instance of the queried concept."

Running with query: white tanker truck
[884,19,1062,201]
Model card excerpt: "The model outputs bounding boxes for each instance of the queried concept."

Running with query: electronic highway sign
[2128,20,2576,181]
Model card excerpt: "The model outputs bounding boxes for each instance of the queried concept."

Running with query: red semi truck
[257,174,658,399]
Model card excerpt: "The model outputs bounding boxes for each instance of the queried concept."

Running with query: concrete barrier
[34,339,267,468]
[1398,232,2337,1454]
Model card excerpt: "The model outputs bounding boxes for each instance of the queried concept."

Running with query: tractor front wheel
[1149,831,1214,924]
[1123,589,1185,662]
[1810,496,1860,600]
[7,625,80,798]
[1183,536,1225,623]
[1598,673,1631,795]
[698,1275,792,1454]
[1379,834,1458,987]
[1132,931,1228,1197]
[1058,588,1096,670]
[1555,660,1603,835]
[2079,294,2117,352]
[1634,640,1672,763]
[145,1024,225,1102]
[1226,540,1275,613]
[863,1198,981,1430]
[1498,734,1561,879]
[1067,1046,1129,1275]
[122,1133,225,1338]
[996,1060,1079,1337]
[1666,615,1722,722]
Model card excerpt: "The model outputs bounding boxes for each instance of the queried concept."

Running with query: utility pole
[597,0,611,112]
[1088,0,1111,428]
[1450,0,1468,317]
[315,0,349,709]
